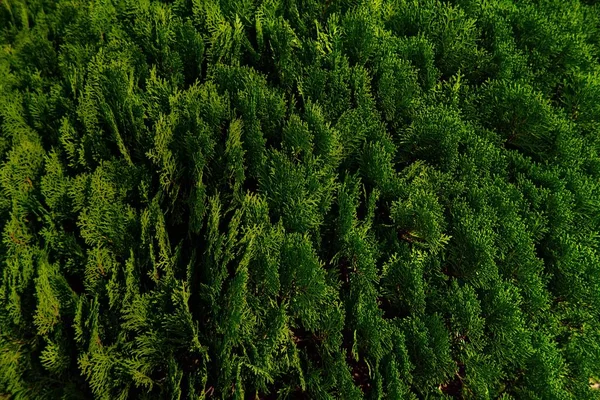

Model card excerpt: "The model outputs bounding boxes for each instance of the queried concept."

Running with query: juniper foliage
[1,0,600,398]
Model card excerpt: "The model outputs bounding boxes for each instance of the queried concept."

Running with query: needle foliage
[2,0,600,399]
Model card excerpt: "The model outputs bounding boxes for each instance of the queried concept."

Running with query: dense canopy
[2,0,600,398]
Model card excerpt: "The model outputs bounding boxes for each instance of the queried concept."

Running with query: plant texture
[1,0,600,399]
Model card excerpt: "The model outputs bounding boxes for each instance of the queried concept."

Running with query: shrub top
[1,0,600,399]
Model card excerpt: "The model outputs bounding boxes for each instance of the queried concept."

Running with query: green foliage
[2,0,600,398]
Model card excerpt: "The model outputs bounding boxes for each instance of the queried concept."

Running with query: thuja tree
[1,0,600,398]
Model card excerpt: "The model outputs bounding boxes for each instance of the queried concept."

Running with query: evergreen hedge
[2,0,600,398]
